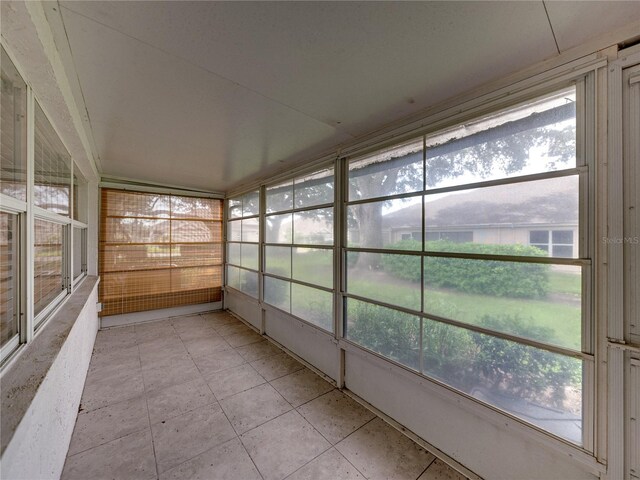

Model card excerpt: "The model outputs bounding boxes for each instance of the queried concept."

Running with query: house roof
[383,175,578,228]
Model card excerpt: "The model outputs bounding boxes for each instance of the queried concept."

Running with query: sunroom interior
[1,2,640,480]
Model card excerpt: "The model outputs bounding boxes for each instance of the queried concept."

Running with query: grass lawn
[347,271,581,351]
[265,251,583,351]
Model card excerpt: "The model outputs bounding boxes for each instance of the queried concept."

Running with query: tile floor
[62,311,469,480]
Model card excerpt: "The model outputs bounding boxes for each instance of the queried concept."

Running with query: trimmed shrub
[382,240,549,298]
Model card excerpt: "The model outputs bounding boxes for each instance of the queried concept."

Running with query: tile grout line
[415,457,438,480]
[137,335,161,480]
[174,318,266,480]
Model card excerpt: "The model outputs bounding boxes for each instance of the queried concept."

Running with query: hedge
[382,240,549,299]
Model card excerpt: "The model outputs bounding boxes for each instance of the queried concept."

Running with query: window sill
[0,276,100,456]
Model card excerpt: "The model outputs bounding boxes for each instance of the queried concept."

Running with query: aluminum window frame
[261,166,337,333]
[0,42,79,367]
[341,75,595,450]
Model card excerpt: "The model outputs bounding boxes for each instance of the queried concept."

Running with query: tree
[348,100,576,269]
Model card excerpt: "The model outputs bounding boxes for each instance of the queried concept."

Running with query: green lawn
[346,271,581,351]
[263,251,582,351]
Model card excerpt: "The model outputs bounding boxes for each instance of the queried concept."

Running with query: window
[1,212,19,353]
[530,230,575,257]
[1,47,27,201]
[34,102,71,216]
[100,189,223,316]
[345,86,589,445]
[34,219,65,321]
[263,167,335,332]
[226,190,260,298]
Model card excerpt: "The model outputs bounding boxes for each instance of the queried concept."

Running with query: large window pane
[348,197,422,250]
[425,88,576,190]
[227,265,240,290]
[242,190,260,217]
[420,176,579,257]
[422,318,582,444]
[228,198,242,219]
[241,218,259,242]
[348,139,423,201]
[1,212,19,346]
[266,213,292,244]
[34,219,64,317]
[264,276,290,312]
[73,226,85,280]
[264,245,291,277]
[292,248,332,288]
[34,102,71,215]
[240,243,259,270]
[346,298,420,371]
[347,252,421,311]
[266,181,293,213]
[228,219,241,242]
[227,242,241,266]
[294,168,334,209]
[424,257,581,351]
[293,208,333,245]
[239,269,258,298]
[1,47,28,202]
[291,283,333,332]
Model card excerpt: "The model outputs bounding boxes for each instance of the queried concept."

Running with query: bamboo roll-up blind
[99,188,223,316]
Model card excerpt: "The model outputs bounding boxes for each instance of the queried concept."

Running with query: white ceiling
[54,1,640,192]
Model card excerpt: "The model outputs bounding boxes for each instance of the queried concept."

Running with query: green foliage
[349,305,579,409]
[468,315,580,408]
[382,240,550,299]
[347,301,420,370]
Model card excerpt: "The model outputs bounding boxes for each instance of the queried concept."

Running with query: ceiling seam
[56,1,104,173]
[60,5,358,139]
[542,1,561,55]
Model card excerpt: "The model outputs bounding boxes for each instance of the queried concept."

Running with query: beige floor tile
[92,327,137,354]
[68,396,149,456]
[205,363,265,400]
[139,340,188,367]
[146,377,217,425]
[135,320,176,344]
[151,403,236,473]
[88,345,140,375]
[418,459,468,480]
[142,355,202,393]
[200,312,239,327]
[174,323,220,342]
[62,429,156,480]
[216,323,253,337]
[159,437,261,480]
[226,330,264,348]
[241,410,330,480]
[270,368,334,407]
[286,448,365,480]
[220,383,292,434]
[81,367,145,412]
[183,335,232,357]
[251,352,304,381]
[192,348,246,376]
[336,418,435,480]
[235,340,281,362]
[297,390,375,445]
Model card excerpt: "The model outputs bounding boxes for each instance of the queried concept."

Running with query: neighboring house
[381,175,578,258]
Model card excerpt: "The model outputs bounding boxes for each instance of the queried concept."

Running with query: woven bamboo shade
[99,188,223,316]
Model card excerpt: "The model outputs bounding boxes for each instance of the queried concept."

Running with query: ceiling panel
[61,6,351,191]
[545,1,640,52]
[56,1,639,192]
